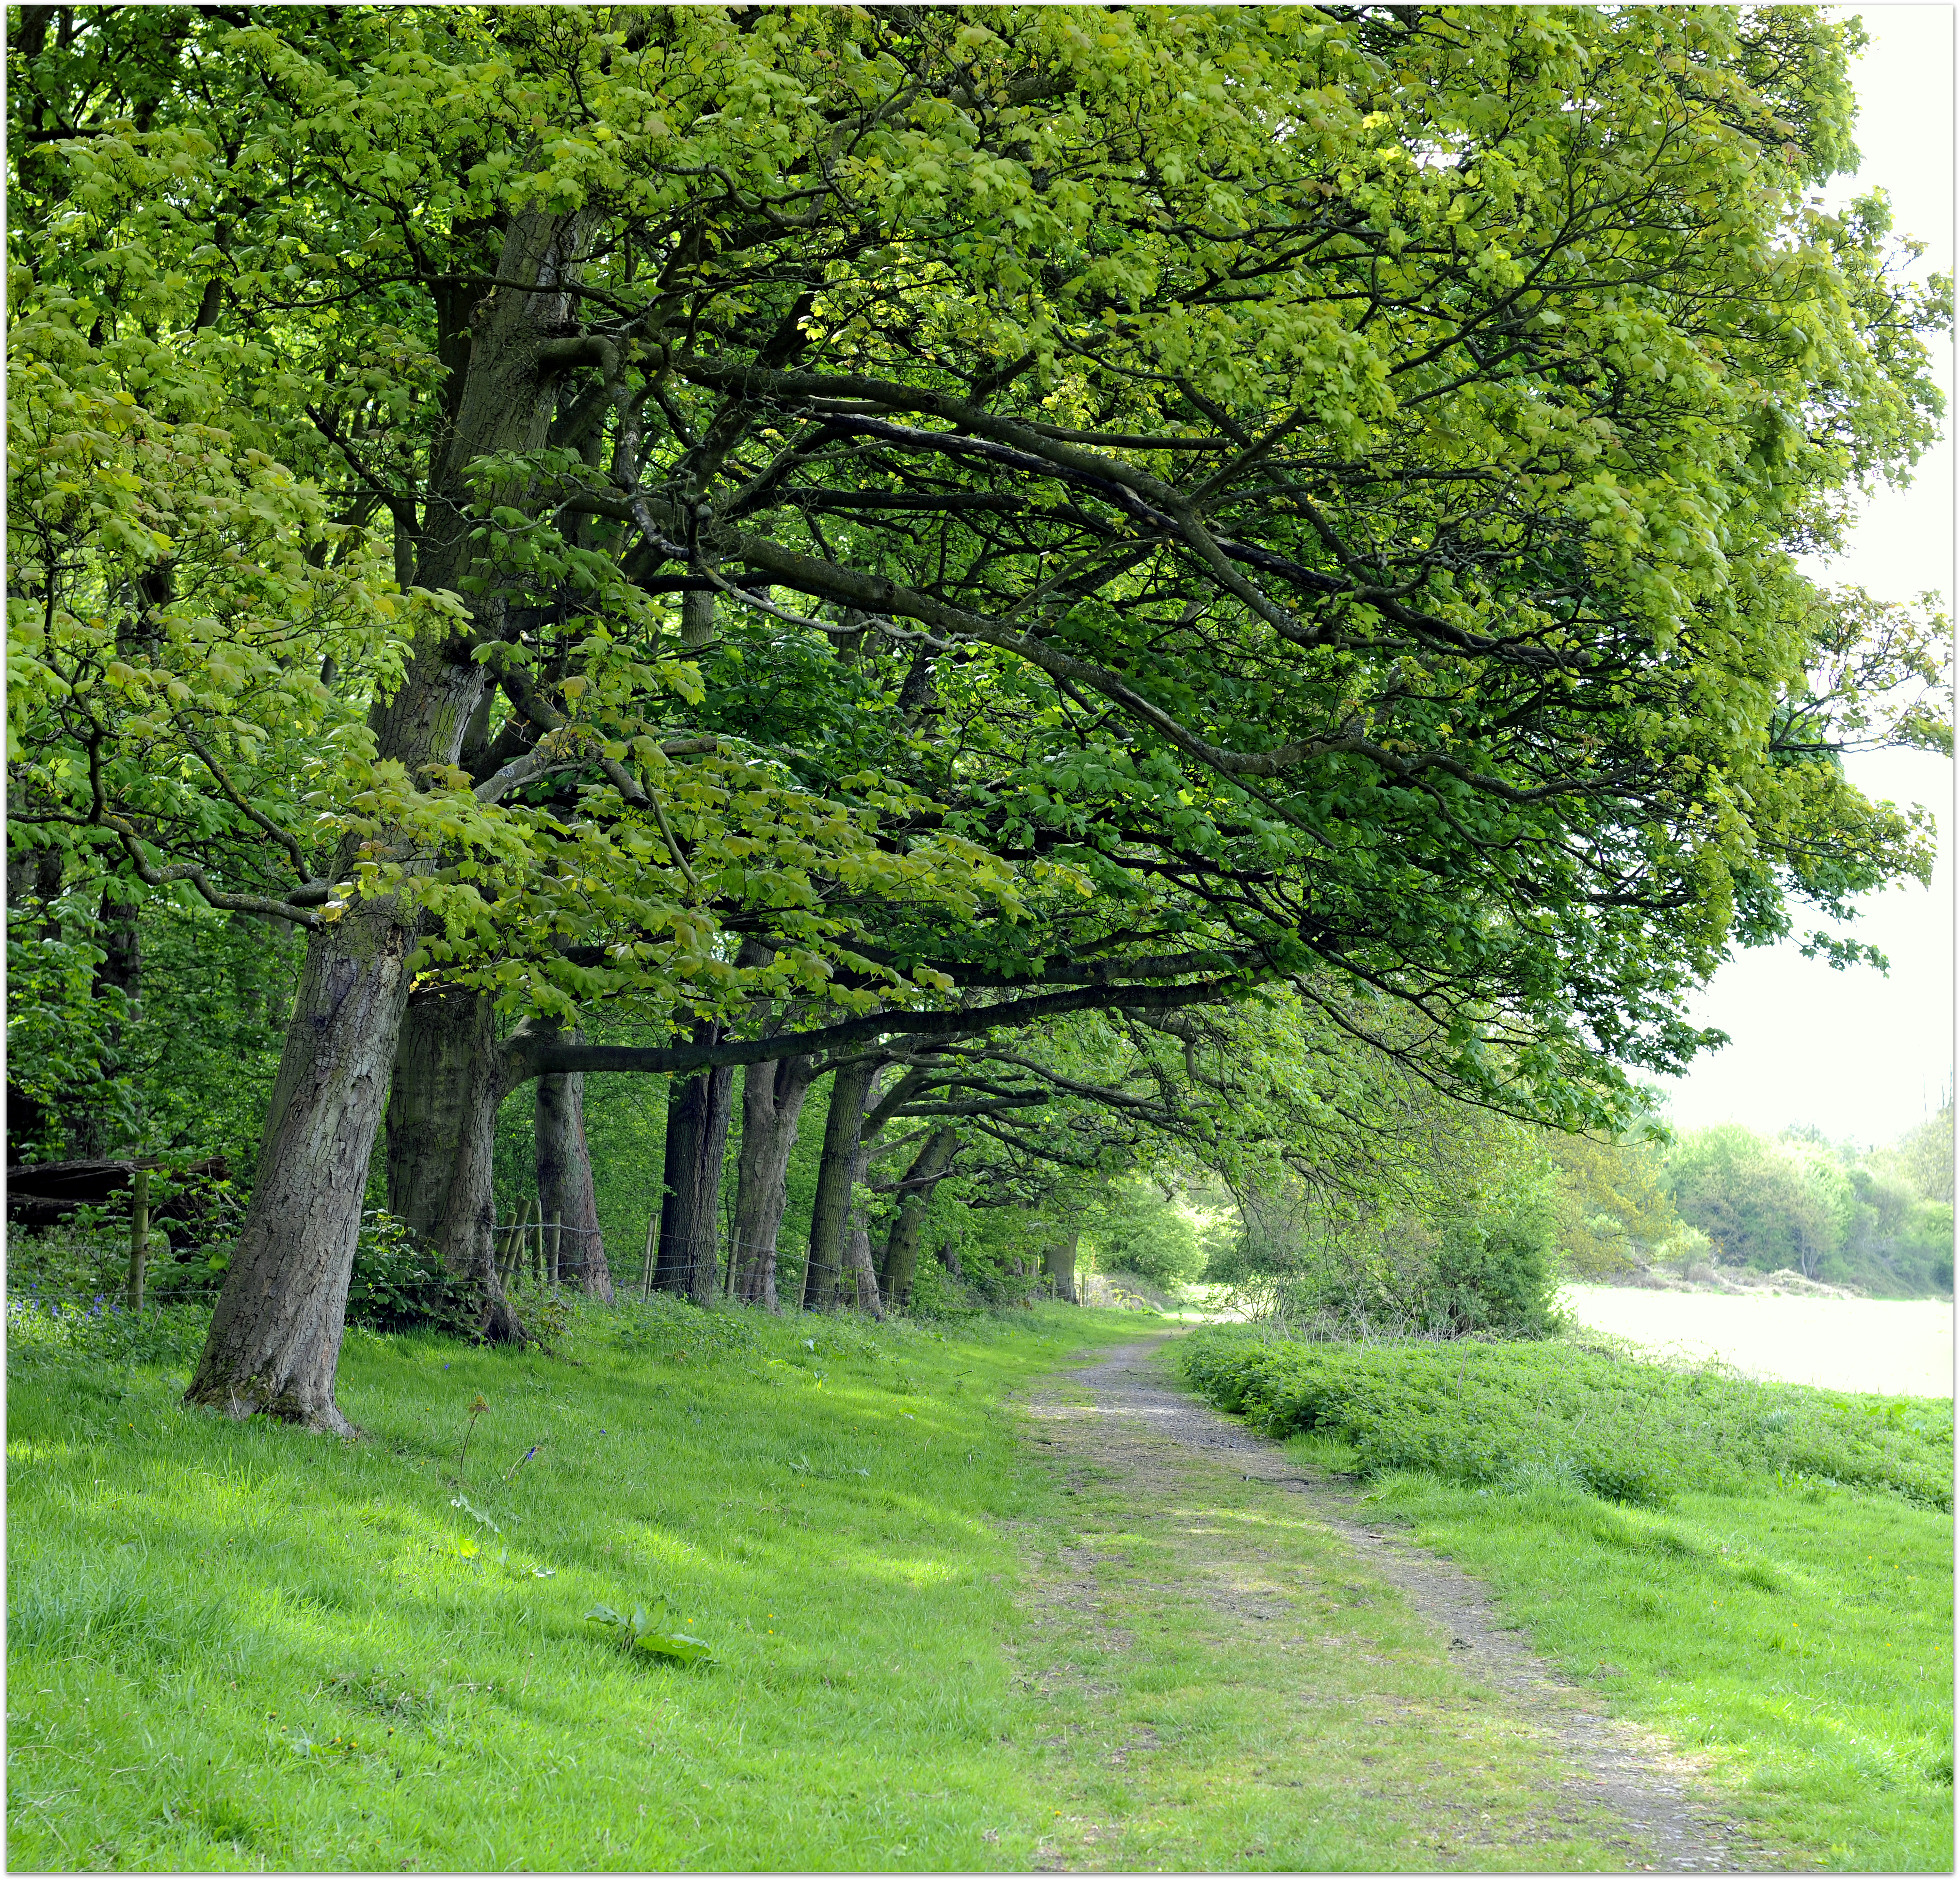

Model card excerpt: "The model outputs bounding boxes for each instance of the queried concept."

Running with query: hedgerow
[1174,1326,1952,1510]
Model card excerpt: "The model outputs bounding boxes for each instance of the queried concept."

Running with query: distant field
[1561,1286,1953,1398]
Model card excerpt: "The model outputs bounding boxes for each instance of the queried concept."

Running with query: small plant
[449,1492,500,1535]
[584,1597,716,1667]
[458,1394,489,1466]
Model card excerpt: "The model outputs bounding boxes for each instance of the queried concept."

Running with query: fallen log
[6,1155,230,1226]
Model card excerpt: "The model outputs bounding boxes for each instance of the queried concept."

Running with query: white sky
[1656,3,1955,1151]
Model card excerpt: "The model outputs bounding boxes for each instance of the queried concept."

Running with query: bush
[1081,1184,1203,1288]
[1175,1326,1952,1510]
[1428,1192,1560,1335]
[344,1211,485,1336]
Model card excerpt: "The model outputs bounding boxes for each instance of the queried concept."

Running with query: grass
[6,1292,1677,1873]
[1338,1466,1954,1871]
[1174,1323,1952,1507]
[996,1372,1690,1873]
[1177,1327,1954,1872]
[10,1292,1949,1872]
[9,1294,1125,1873]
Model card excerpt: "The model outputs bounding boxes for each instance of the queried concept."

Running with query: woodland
[8,5,1952,1413]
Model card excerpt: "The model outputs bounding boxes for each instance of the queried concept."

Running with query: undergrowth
[1174,1325,1953,1509]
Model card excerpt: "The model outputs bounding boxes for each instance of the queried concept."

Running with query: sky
[1655,2,1955,1151]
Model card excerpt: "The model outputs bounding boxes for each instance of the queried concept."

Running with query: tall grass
[1175,1325,1952,1508]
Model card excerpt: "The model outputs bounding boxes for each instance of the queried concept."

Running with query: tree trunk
[72,879,141,1157]
[801,1057,880,1312]
[535,1059,611,1303]
[656,1021,735,1303]
[1043,1232,1081,1304]
[185,208,586,1426]
[431,1011,527,1343]
[380,985,525,1340]
[384,984,486,1248]
[731,1054,818,1311]
[877,1126,960,1311]
[844,1201,882,1320]
[184,902,417,1430]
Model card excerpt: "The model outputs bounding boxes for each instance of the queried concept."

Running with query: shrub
[1080,1183,1204,1289]
[1175,1326,1952,1510]
[344,1211,485,1336]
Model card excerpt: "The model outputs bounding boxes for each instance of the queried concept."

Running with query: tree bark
[844,1201,882,1320]
[1042,1232,1081,1304]
[72,878,141,1157]
[877,1126,960,1310]
[185,208,586,1426]
[184,902,416,1430]
[731,1054,818,1311]
[381,985,526,1340]
[801,1057,880,1312]
[384,984,486,1248]
[535,1057,611,1302]
[432,1005,527,1343]
[96,879,141,1017]
[655,1021,735,1304]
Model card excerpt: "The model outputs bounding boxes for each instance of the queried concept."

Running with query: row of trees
[9,6,1948,1426]
[1664,1110,1954,1294]
[1173,1099,1955,1321]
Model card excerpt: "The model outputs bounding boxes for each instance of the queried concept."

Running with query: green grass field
[0,1297,1650,1873]
[1176,1326,1953,1873]
[9,1297,1130,1872]
[8,1294,1952,1871]
[1345,1465,1954,1870]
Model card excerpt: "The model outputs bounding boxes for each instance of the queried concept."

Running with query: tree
[1541,1125,1682,1281]
[11,5,1946,1424]
[1663,1124,1852,1279]
[1892,1102,1956,1206]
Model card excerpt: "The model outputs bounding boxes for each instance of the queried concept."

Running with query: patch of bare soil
[1024,1336,1777,1874]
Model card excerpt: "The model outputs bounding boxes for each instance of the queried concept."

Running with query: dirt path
[1023,1336,1767,1873]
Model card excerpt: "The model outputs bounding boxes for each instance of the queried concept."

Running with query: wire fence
[14,1195,977,1318]
[619,1226,887,1309]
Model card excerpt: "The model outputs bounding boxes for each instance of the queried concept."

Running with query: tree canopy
[8,3,1948,1420]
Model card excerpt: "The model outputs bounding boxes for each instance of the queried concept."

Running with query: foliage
[344,1210,485,1338]
[1886,1101,1956,1204]
[1078,1181,1204,1289]
[1664,1117,1954,1295]
[1540,1126,1684,1280]
[5,1291,211,1371]
[4,904,135,1159]
[1211,1095,1566,1335]
[108,904,306,1169]
[8,2,1952,1163]
[584,1600,716,1668]
[1175,1326,1953,1510]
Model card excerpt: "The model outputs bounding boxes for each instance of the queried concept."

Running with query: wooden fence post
[127,1167,150,1313]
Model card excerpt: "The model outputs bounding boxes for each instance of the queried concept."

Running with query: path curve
[1027,1336,1763,1874]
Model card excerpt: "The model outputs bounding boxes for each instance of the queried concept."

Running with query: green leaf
[630,1630,716,1667]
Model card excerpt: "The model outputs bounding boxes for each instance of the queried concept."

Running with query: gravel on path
[1027,1335,1774,1874]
